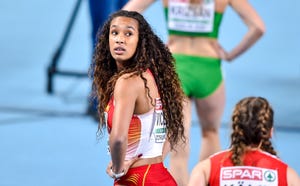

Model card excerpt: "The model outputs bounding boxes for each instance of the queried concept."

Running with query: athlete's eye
[111,31,118,35]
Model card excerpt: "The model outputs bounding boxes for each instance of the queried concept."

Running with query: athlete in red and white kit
[92,10,185,185]
[188,97,300,186]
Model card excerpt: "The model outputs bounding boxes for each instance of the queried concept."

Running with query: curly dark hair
[91,10,185,150]
[230,96,277,165]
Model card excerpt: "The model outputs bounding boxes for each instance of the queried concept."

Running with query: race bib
[168,0,215,32]
[220,166,278,186]
[151,98,166,143]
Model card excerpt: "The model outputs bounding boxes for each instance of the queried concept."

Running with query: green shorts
[174,54,223,98]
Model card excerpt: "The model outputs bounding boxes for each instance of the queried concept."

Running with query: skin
[109,17,139,67]
[124,0,265,185]
[105,16,166,178]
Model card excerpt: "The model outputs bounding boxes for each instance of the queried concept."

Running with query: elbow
[110,139,124,151]
[109,137,127,156]
[255,22,266,37]
[110,134,127,148]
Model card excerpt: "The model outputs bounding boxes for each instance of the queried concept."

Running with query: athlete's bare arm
[188,159,210,186]
[224,0,265,61]
[122,0,155,13]
[287,166,300,186]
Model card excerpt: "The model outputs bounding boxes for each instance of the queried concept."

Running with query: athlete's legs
[195,82,225,160]
[170,97,192,186]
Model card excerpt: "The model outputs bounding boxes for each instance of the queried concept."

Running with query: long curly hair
[230,96,277,165]
[91,10,185,150]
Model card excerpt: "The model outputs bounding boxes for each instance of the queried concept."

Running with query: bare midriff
[168,35,220,58]
[131,156,163,168]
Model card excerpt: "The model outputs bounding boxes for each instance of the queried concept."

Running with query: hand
[214,42,233,62]
[106,154,143,179]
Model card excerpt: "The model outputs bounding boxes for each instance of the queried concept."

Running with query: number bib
[168,0,215,32]
[151,98,166,143]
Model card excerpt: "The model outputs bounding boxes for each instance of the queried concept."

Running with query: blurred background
[0,0,299,185]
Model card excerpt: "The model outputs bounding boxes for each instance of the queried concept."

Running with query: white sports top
[105,78,166,160]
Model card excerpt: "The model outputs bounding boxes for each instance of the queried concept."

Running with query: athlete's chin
[113,56,131,63]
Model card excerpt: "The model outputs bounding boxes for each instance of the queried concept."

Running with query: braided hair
[230,96,277,165]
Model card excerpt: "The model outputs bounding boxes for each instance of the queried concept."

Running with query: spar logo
[264,170,276,182]
[222,167,263,180]
[221,166,277,182]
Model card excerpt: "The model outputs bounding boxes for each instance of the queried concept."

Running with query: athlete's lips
[114,46,125,55]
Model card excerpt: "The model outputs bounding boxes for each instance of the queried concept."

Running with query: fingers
[106,161,114,179]
[213,42,229,61]
[130,153,143,163]
[106,154,143,179]
[106,167,113,178]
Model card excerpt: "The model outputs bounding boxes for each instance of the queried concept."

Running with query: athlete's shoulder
[210,149,230,158]
[114,72,144,95]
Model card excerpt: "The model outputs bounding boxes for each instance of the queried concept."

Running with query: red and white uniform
[209,149,288,186]
[105,70,176,185]
[105,69,166,160]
